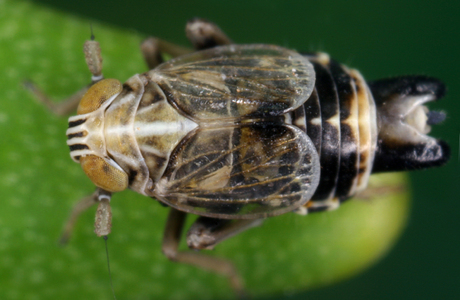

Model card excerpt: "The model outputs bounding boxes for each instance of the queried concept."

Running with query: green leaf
[0,1,410,299]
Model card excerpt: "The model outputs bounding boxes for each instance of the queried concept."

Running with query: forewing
[154,124,320,219]
[148,44,315,121]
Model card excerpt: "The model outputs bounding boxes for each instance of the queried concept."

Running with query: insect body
[67,44,449,219]
[68,45,322,220]
[48,19,451,296]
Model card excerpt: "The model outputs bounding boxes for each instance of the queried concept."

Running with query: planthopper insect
[27,19,450,297]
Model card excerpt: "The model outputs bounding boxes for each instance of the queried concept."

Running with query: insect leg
[162,208,246,298]
[24,37,104,115]
[185,18,232,49]
[186,217,264,250]
[140,19,231,69]
[23,81,89,116]
[140,37,192,69]
[59,190,99,244]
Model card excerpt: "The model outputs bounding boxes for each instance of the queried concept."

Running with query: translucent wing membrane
[148,45,315,121]
[154,124,320,219]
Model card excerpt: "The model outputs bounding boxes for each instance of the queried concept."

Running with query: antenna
[104,236,117,300]
[84,24,103,83]
[90,23,95,41]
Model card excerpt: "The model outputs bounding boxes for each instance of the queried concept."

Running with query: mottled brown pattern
[147,45,315,122]
[134,80,198,183]
[136,81,167,111]
[77,47,379,217]
[155,124,320,219]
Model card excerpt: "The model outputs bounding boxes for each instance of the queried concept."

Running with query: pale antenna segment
[84,24,104,84]
[96,189,116,299]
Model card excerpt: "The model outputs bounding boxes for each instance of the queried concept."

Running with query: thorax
[104,74,198,195]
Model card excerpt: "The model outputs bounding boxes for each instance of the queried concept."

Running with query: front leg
[23,81,89,116]
[24,37,104,116]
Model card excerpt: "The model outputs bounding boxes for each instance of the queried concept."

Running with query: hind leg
[162,209,262,298]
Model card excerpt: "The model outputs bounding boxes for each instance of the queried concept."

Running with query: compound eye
[80,155,128,192]
[77,79,122,114]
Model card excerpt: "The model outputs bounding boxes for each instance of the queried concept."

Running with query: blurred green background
[1,0,459,299]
